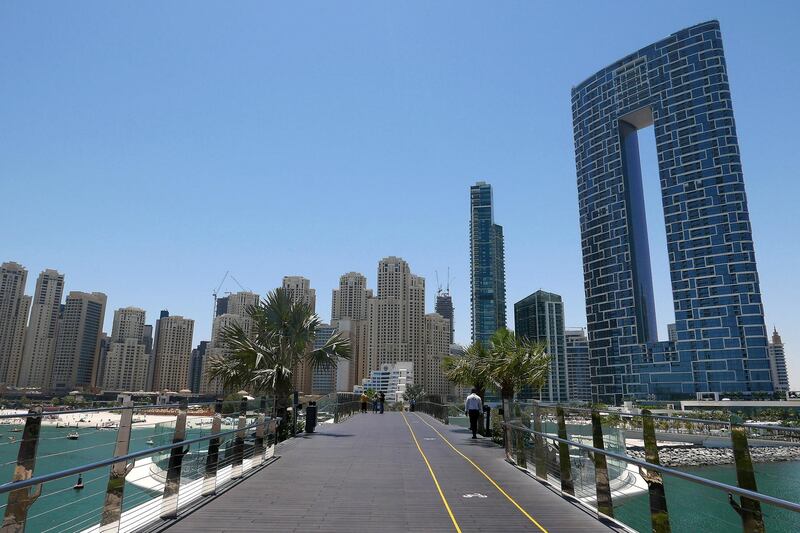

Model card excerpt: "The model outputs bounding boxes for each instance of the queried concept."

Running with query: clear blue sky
[3,2,799,386]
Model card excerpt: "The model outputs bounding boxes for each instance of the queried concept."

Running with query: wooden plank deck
[159,412,625,532]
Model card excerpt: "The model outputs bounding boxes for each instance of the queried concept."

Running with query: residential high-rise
[50,291,107,392]
[94,333,111,388]
[226,291,259,317]
[424,313,452,398]
[0,262,31,386]
[331,272,372,391]
[768,328,790,392]
[146,310,169,391]
[283,276,316,392]
[514,290,568,402]
[103,307,149,391]
[189,341,209,394]
[201,313,250,396]
[142,324,153,355]
[572,21,772,403]
[310,324,338,395]
[366,257,426,384]
[435,291,454,345]
[565,328,591,403]
[215,296,229,317]
[18,269,64,388]
[152,315,194,392]
[282,276,316,310]
[470,182,506,344]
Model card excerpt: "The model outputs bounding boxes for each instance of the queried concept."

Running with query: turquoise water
[615,461,800,532]
[0,422,228,533]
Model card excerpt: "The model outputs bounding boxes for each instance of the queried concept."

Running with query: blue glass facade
[470,182,506,344]
[572,21,772,403]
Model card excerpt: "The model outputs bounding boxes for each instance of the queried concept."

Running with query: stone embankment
[627,445,800,467]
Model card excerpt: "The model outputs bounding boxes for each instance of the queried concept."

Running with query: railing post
[1,407,43,533]
[253,397,267,465]
[99,399,135,533]
[556,406,575,495]
[202,399,223,497]
[160,398,188,520]
[729,416,765,533]
[640,409,671,533]
[231,398,247,480]
[590,408,613,518]
[514,404,527,468]
[532,403,547,480]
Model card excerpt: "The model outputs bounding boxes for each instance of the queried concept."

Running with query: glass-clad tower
[470,182,506,344]
[572,21,772,403]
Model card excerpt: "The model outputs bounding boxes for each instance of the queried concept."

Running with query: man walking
[379,392,386,414]
[360,392,369,414]
[465,388,483,439]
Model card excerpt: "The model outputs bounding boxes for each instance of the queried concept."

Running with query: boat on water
[67,431,79,440]
[146,439,155,445]
[73,475,84,490]
[7,436,15,442]
[10,428,21,433]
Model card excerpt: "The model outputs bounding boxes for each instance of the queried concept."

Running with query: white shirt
[465,393,482,411]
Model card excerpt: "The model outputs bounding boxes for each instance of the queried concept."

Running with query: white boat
[67,431,79,440]
[146,439,154,445]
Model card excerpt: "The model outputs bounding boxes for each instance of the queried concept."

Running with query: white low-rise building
[354,361,413,403]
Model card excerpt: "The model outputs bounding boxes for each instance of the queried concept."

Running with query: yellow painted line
[401,412,462,533]
[413,413,549,533]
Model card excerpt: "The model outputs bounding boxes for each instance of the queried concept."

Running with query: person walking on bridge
[465,388,483,439]
[379,392,386,414]
[360,392,369,414]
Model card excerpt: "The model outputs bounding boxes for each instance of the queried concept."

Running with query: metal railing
[502,403,800,533]
[0,397,283,533]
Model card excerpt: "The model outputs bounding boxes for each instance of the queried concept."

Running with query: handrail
[0,418,266,495]
[503,421,800,514]
[528,404,800,434]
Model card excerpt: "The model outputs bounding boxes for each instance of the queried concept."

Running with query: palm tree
[402,383,425,403]
[206,288,351,422]
[442,342,491,401]
[480,328,550,420]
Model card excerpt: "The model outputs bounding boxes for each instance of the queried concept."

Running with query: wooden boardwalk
[161,412,625,532]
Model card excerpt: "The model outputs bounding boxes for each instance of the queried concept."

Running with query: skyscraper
[282,276,316,392]
[310,324,338,394]
[18,269,64,388]
[189,340,209,394]
[103,307,149,391]
[331,272,372,391]
[424,312,452,398]
[470,182,506,344]
[50,291,107,392]
[514,290,568,402]
[201,312,251,396]
[152,315,194,392]
[572,21,772,403]
[768,328,790,392]
[146,310,169,391]
[366,257,426,382]
[565,328,591,403]
[226,291,259,317]
[282,276,316,310]
[435,291,454,345]
[0,262,31,386]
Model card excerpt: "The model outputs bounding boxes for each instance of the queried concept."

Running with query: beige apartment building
[18,269,64,388]
[424,312,452,398]
[282,276,316,393]
[365,257,426,386]
[331,272,372,391]
[0,262,31,386]
[103,307,149,391]
[152,315,194,392]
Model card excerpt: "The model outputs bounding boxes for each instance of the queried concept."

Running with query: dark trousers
[379,401,384,414]
[361,402,367,413]
[468,409,481,437]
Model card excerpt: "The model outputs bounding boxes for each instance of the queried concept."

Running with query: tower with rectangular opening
[571,20,772,404]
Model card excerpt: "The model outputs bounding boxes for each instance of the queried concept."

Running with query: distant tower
[152,315,194,392]
[768,328,790,392]
[470,182,506,343]
[331,272,372,391]
[0,262,31,386]
[435,291,454,345]
[282,276,316,311]
[514,290,568,402]
[565,328,591,403]
[50,291,107,392]
[18,269,65,388]
[103,307,149,391]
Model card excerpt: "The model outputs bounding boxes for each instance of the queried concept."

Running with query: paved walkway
[163,412,623,533]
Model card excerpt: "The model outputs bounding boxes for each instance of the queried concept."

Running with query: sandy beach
[0,409,215,429]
